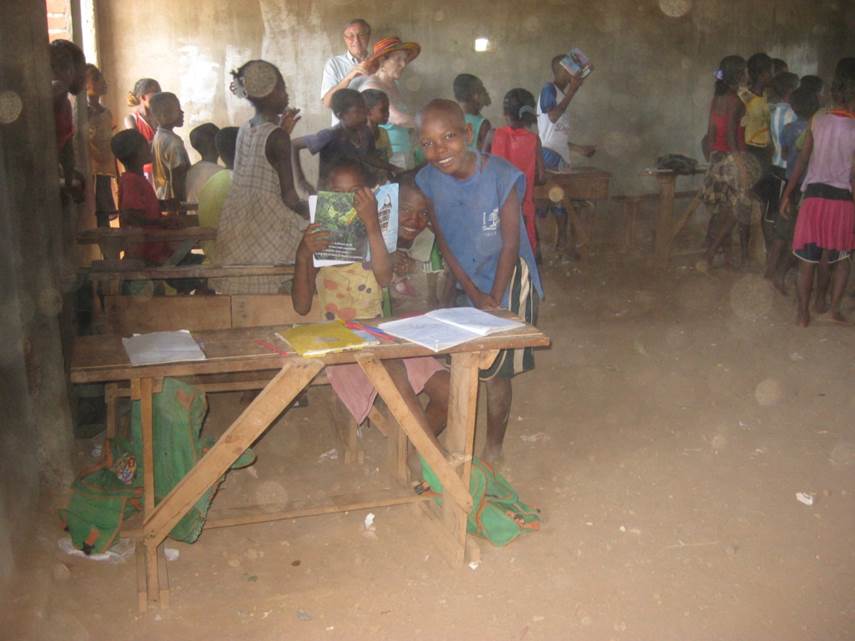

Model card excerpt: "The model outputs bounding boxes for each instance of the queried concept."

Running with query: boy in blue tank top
[416,99,543,464]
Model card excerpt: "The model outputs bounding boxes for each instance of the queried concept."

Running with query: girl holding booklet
[292,159,450,476]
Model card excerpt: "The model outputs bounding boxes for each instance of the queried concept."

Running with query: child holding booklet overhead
[292,159,449,464]
[416,99,543,464]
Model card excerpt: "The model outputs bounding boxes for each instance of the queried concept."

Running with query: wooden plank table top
[70,319,550,384]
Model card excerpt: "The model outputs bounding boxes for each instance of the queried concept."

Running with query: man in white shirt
[321,18,372,125]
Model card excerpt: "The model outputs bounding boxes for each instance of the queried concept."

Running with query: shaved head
[419,98,465,132]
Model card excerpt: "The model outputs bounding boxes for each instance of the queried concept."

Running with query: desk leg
[357,353,477,567]
[441,351,480,566]
[141,359,322,606]
[356,355,472,514]
[654,175,677,268]
[130,377,156,517]
[563,197,590,260]
[105,383,118,440]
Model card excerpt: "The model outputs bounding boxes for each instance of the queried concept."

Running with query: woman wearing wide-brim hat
[358,36,421,169]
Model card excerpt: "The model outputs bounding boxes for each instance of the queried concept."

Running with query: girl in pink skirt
[780,58,855,327]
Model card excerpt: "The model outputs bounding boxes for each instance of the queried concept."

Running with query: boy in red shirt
[111,129,176,266]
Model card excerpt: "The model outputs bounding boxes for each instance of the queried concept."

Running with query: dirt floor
[5,222,855,641]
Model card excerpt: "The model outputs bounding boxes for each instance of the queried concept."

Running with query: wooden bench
[77,225,214,261]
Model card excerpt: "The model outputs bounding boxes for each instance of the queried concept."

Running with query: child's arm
[292,224,330,315]
[266,127,309,218]
[171,164,188,203]
[780,129,814,219]
[478,119,492,152]
[731,96,747,151]
[569,141,596,157]
[489,186,521,304]
[547,75,584,124]
[427,207,497,309]
[123,114,136,131]
[354,187,393,286]
[290,137,316,195]
[535,137,546,185]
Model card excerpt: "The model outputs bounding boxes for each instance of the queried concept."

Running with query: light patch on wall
[176,44,220,129]
[659,0,692,18]
[259,0,326,121]
[0,91,23,124]
[474,38,490,53]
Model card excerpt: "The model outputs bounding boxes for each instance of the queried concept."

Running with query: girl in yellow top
[292,159,449,472]
[738,52,775,257]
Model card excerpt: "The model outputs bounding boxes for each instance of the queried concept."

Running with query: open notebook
[378,308,524,352]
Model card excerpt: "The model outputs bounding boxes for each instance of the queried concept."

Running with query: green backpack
[420,456,541,546]
[60,378,254,554]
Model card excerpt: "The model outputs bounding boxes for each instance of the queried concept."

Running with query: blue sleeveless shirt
[416,153,543,305]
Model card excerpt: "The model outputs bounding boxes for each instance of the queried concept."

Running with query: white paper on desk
[122,330,207,366]
[378,308,523,352]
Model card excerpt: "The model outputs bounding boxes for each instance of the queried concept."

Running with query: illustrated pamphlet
[309,183,399,267]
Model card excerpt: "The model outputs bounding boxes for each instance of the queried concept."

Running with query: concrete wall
[97,0,853,192]
[0,0,76,591]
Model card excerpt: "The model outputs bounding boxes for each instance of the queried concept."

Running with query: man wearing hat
[321,18,372,124]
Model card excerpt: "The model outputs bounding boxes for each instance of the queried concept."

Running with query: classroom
[1,0,854,639]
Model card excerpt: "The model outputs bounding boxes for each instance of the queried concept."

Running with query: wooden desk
[70,322,550,610]
[534,167,611,259]
[640,169,705,268]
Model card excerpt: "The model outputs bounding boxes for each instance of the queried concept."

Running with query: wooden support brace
[356,354,471,512]
[142,359,322,548]
[670,192,703,242]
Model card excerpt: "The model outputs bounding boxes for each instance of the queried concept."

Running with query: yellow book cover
[282,320,370,357]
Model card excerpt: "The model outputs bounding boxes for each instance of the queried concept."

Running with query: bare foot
[797,309,810,328]
[830,310,848,324]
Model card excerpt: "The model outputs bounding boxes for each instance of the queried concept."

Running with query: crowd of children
[701,53,855,327]
[51,31,854,469]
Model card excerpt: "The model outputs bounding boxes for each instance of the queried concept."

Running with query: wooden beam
[441,351,480,566]
[142,359,322,547]
[356,354,472,512]
[87,263,295,281]
[654,173,677,268]
[123,489,430,537]
[204,489,430,530]
[131,377,156,517]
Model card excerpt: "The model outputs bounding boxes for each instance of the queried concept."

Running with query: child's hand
[279,108,301,135]
[297,224,331,259]
[353,187,379,229]
[471,290,499,311]
[779,195,791,220]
